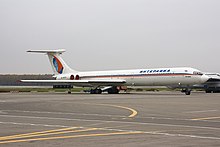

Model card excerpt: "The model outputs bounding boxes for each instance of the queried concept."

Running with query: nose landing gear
[181,89,191,95]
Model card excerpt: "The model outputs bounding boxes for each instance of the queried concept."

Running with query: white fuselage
[56,67,209,87]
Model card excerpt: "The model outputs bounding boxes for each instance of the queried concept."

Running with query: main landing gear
[90,86,120,94]
[107,86,119,94]
[90,88,102,94]
[181,88,191,95]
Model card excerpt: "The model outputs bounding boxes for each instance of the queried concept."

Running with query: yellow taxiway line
[0,128,97,141]
[0,127,78,141]
[0,131,143,144]
[191,116,220,121]
[106,104,138,118]
[0,103,138,144]
[85,103,138,118]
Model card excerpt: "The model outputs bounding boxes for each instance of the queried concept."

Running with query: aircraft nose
[200,74,210,83]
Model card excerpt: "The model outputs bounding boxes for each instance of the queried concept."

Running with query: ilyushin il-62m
[21,49,209,95]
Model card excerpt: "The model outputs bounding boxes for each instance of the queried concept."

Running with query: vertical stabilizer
[27,49,77,75]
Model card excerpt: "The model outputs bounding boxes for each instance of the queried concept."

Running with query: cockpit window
[193,71,203,75]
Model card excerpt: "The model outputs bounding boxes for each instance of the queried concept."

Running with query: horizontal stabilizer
[27,49,76,75]
[27,49,66,54]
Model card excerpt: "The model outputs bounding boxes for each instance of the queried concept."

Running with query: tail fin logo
[52,56,64,74]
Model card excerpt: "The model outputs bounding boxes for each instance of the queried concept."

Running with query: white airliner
[21,49,210,95]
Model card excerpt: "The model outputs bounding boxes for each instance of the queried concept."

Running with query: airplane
[21,49,210,95]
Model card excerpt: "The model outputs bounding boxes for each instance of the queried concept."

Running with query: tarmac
[0,91,220,146]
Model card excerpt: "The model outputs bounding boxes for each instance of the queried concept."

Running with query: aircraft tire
[90,89,102,94]
[108,87,119,94]
[206,90,212,93]
[185,91,191,95]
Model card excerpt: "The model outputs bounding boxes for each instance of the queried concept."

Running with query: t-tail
[27,49,77,75]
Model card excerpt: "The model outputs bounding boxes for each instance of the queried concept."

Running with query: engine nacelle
[70,75,74,80]
[75,75,80,80]
[55,74,80,80]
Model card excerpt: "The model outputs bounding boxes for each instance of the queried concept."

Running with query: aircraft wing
[20,79,126,87]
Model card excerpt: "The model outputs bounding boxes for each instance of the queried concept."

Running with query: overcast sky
[0,0,220,74]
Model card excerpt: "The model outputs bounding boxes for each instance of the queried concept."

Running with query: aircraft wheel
[205,90,212,93]
[90,89,95,94]
[95,89,102,94]
[182,88,191,95]
[90,89,102,94]
[108,87,119,94]
[185,90,191,95]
